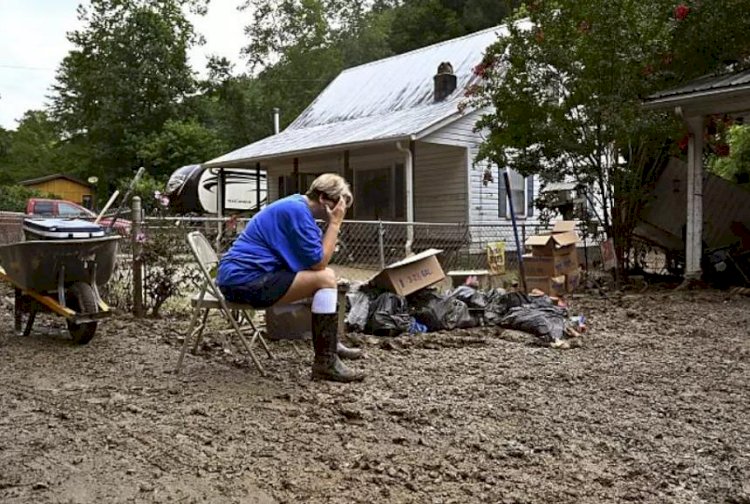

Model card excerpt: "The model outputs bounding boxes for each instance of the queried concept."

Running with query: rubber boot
[311,313,365,382]
[337,342,363,360]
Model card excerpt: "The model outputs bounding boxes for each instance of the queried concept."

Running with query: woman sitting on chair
[216,173,364,383]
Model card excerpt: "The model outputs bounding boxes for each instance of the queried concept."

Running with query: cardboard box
[525,231,579,257]
[522,250,579,277]
[371,248,445,296]
[552,220,578,234]
[525,275,566,297]
[265,287,348,340]
[265,301,311,340]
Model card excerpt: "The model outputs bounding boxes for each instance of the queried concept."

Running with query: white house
[204,22,542,254]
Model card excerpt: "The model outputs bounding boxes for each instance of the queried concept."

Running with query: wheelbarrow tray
[0,236,121,292]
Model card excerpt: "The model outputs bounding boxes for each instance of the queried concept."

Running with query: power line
[0,64,56,72]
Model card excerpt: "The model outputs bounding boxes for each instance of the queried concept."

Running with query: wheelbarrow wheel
[66,282,98,345]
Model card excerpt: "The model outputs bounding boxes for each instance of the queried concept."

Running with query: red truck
[26,198,131,235]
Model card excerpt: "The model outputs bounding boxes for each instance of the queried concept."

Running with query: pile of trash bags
[345,283,582,344]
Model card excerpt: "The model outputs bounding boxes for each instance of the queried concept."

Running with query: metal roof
[643,68,750,107]
[206,22,530,167]
[19,173,93,187]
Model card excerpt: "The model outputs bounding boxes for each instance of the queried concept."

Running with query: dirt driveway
[1,289,749,503]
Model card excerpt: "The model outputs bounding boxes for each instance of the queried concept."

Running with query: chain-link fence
[0,212,24,246]
[105,214,613,315]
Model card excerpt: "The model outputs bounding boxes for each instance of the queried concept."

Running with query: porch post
[396,141,414,255]
[684,115,704,279]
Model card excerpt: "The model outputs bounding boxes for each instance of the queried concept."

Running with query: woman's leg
[275,268,363,382]
[276,268,337,305]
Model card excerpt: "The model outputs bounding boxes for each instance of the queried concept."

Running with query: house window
[354,164,405,221]
[499,169,534,218]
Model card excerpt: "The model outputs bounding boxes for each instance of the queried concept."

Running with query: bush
[137,226,202,317]
[0,185,49,212]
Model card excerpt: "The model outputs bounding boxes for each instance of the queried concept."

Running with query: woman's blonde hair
[306,173,353,208]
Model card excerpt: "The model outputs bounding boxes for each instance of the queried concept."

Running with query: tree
[0,111,75,182]
[137,118,228,179]
[50,0,205,188]
[469,0,750,272]
[711,124,750,184]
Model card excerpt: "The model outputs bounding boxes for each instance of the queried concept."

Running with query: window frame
[352,163,405,221]
[500,169,529,219]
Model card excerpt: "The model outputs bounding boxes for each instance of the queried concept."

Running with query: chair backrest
[187,231,220,270]
[186,232,224,298]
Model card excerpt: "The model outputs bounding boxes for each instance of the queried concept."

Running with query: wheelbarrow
[0,235,121,344]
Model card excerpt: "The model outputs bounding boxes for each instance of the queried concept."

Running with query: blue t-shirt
[217,194,323,286]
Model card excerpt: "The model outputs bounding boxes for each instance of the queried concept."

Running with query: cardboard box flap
[525,234,555,247]
[551,231,578,247]
[368,248,446,297]
[525,231,578,248]
[383,248,443,269]
[552,220,578,233]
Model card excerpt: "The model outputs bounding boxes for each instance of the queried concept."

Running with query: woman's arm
[310,198,346,270]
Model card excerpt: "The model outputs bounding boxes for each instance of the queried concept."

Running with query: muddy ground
[1,288,749,503]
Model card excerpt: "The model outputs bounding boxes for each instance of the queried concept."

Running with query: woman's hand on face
[326,198,347,226]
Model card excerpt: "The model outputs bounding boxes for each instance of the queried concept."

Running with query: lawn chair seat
[176,231,273,376]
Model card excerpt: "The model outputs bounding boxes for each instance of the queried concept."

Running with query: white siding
[413,143,467,222]
[468,149,543,227]
[421,110,483,148]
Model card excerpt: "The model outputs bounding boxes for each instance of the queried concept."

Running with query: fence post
[132,196,144,318]
[378,220,385,270]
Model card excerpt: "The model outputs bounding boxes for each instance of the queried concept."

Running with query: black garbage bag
[367,292,411,337]
[499,304,568,342]
[414,295,476,331]
[484,287,507,304]
[345,290,371,332]
[449,285,488,309]
[484,291,530,325]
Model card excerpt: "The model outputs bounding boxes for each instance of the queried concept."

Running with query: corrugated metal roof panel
[646,68,750,101]
[207,101,461,166]
[207,21,532,167]
[635,158,750,251]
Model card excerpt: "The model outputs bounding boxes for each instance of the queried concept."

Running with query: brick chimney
[434,61,457,101]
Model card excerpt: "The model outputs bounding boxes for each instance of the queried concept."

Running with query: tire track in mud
[1,381,216,475]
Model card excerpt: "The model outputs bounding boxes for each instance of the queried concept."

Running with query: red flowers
[674,3,690,21]
[473,63,487,78]
[678,134,689,152]
[713,143,730,157]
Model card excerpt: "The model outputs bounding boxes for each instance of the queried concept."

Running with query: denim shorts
[219,270,296,308]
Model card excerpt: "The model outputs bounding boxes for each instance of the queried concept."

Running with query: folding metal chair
[175,231,273,376]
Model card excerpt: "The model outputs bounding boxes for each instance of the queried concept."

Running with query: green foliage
[468,0,750,269]
[115,172,167,215]
[50,0,203,185]
[0,185,48,212]
[711,124,750,183]
[136,119,228,180]
[139,230,202,316]
[0,110,86,183]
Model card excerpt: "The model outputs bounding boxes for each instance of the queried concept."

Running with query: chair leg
[242,310,273,360]
[177,307,204,373]
[192,309,210,354]
[235,328,265,376]
[219,305,266,376]
[291,340,304,357]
